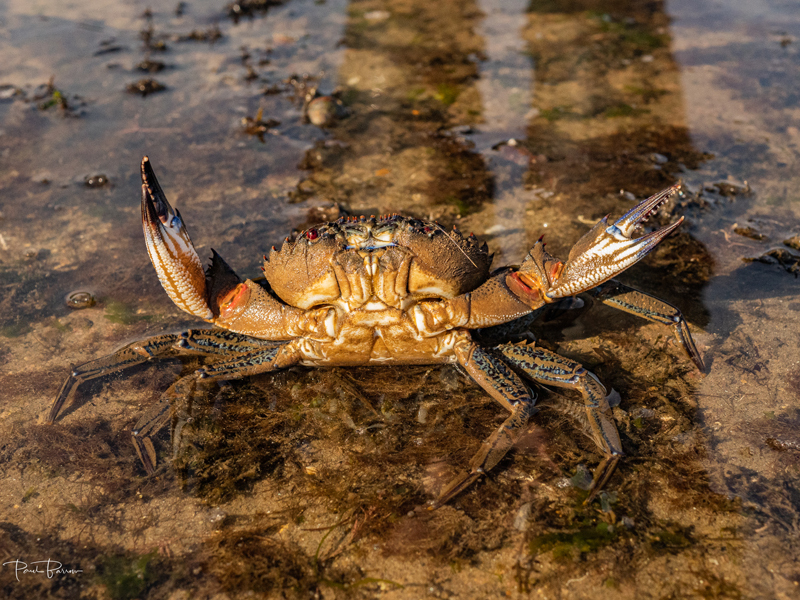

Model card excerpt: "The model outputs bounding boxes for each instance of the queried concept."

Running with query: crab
[48,157,704,508]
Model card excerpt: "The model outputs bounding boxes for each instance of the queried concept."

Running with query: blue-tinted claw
[546,185,683,298]
[514,185,685,302]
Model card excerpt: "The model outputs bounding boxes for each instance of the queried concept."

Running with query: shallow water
[1,0,798,598]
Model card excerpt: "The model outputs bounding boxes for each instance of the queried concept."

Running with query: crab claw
[509,184,684,303]
[141,156,214,320]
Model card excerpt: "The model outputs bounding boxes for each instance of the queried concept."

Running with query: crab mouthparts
[344,240,398,251]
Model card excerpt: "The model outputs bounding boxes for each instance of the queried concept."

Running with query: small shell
[65,290,96,309]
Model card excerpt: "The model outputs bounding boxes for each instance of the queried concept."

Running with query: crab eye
[305,228,319,240]
[423,226,433,234]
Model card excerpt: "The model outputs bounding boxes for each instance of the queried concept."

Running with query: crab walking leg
[430,334,537,508]
[132,373,241,473]
[174,328,287,354]
[496,342,623,503]
[194,338,303,379]
[590,280,705,372]
[131,339,303,473]
[48,334,181,423]
[131,374,203,473]
[48,330,284,424]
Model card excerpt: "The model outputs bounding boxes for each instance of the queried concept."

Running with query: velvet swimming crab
[48,157,704,508]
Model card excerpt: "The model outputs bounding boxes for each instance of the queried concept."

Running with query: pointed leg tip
[133,436,158,475]
[582,484,604,506]
[684,331,706,373]
[693,356,707,374]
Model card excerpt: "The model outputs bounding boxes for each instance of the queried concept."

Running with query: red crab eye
[423,226,433,234]
[305,228,318,240]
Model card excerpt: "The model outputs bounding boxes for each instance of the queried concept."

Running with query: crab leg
[130,339,303,473]
[496,341,623,504]
[590,280,705,372]
[172,328,288,354]
[47,334,181,423]
[430,333,538,508]
[507,184,685,304]
[131,374,201,473]
[193,339,302,379]
[47,329,287,424]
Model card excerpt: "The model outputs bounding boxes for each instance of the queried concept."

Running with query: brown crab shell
[392,220,492,298]
[262,216,492,309]
[262,231,342,310]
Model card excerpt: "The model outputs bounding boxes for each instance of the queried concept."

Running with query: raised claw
[141,156,214,320]
[141,158,332,342]
[509,184,684,302]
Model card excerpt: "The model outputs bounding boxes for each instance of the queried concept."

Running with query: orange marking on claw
[219,283,250,318]
[511,272,532,292]
[506,272,543,304]
[549,261,564,284]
